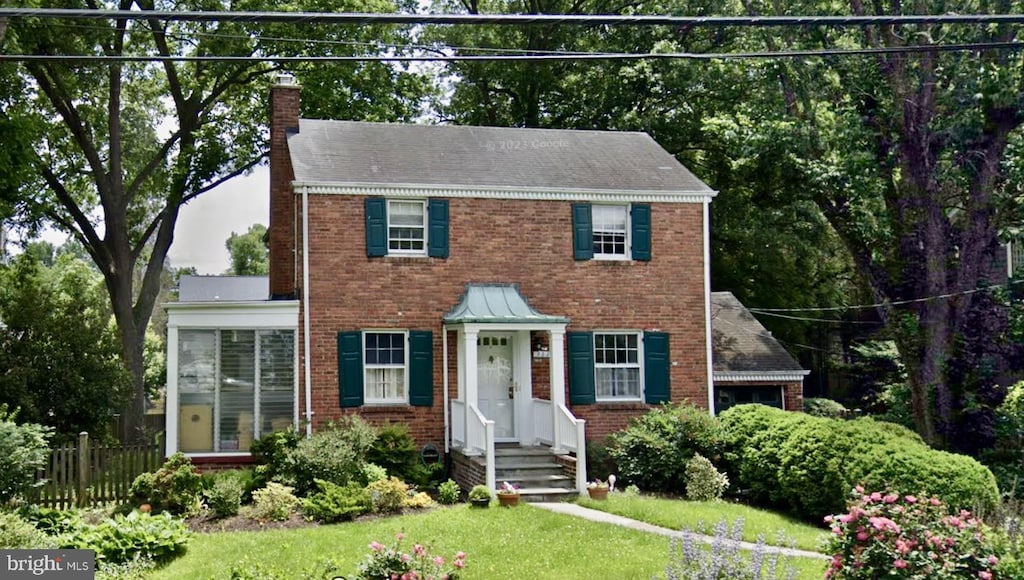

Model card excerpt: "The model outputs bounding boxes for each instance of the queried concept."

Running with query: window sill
[360,404,417,413]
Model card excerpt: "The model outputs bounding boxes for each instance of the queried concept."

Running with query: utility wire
[3,41,1022,62]
[4,8,1024,27]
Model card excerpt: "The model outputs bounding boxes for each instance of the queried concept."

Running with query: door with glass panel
[477,333,516,440]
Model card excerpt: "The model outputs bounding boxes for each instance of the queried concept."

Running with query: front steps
[494,444,579,503]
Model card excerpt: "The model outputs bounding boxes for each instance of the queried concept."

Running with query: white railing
[531,399,553,445]
[451,400,466,449]
[555,404,587,494]
[467,403,496,492]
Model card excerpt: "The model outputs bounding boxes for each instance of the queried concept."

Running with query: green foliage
[225,558,340,580]
[205,476,244,518]
[437,479,461,505]
[982,381,1024,497]
[721,404,1000,520]
[16,505,83,536]
[0,252,132,444]
[129,453,203,516]
[361,463,388,484]
[282,417,377,496]
[684,454,729,502]
[250,482,300,522]
[406,461,447,490]
[608,402,726,494]
[367,422,419,481]
[355,534,465,580]
[468,485,491,502]
[825,490,998,579]
[225,223,269,276]
[585,438,618,482]
[0,406,51,504]
[63,511,191,564]
[802,397,849,419]
[366,476,409,514]
[665,517,797,580]
[0,511,57,549]
[95,555,157,580]
[250,429,301,486]
[301,479,371,523]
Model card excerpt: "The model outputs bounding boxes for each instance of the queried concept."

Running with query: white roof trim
[165,300,299,310]
[292,181,717,203]
[715,371,810,383]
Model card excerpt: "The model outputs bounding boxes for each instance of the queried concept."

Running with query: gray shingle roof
[288,120,714,194]
[177,275,268,302]
[444,284,568,324]
[711,291,805,373]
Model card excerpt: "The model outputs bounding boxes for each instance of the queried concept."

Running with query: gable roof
[177,275,269,302]
[711,291,807,378]
[444,283,568,324]
[287,120,714,197]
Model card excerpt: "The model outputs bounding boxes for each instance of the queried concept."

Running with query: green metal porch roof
[443,284,569,324]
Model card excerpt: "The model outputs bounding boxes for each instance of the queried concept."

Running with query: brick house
[165,75,803,496]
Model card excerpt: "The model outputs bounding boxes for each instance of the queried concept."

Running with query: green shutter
[338,331,364,408]
[572,203,594,260]
[409,331,434,406]
[567,332,596,405]
[427,200,449,258]
[365,198,387,257]
[631,204,651,261]
[644,331,670,404]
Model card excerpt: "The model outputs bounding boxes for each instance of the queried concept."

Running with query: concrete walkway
[532,502,828,560]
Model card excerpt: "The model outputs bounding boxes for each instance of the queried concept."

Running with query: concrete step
[496,473,575,490]
[495,464,565,479]
[519,487,580,503]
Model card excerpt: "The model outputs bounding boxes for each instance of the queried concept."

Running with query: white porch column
[549,329,566,453]
[464,328,479,427]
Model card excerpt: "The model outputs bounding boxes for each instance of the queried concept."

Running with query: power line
[2,41,1021,63]
[4,8,1024,27]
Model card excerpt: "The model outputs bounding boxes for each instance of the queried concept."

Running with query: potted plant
[496,481,521,507]
[468,485,492,508]
[587,479,610,500]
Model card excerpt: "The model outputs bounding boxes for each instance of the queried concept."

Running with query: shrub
[128,453,203,515]
[283,417,377,495]
[405,491,434,509]
[685,453,729,502]
[437,479,461,505]
[63,511,191,564]
[361,463,387,484]
[250,429,301,485]
[205,475,244,518]
[17,505,83,536]
[355,533,465,580]
[367,476,409,514]
[0,406,52,503]
[0,511,57,548]
[724,406,805,508]
[367,422,419,480]
[824,488,999,579]
[803,397,849,418]
[406,461,447,489]
[301,479,370,523]
[468,485,491,502]
[585,438,619,482]
[608,402,726,494]
[250,482,300,521]
[664,517,796,580]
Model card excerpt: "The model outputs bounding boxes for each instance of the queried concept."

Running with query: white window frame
[363,330,409,404]
[387,200,427,256]
[592,204,631,260]
[1009,239,1022,278]
[593,331,643,402]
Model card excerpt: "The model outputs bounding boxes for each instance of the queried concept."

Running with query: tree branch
[180,154,266,205]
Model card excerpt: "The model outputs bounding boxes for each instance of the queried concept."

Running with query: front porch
[442,284,588,498]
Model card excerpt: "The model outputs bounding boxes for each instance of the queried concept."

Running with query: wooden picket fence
[28,432,164,509]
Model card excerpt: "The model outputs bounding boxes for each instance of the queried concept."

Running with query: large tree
[0,1,427,441]
[225,223,269,276]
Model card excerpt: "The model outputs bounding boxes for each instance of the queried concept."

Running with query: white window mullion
[213,331,221,453]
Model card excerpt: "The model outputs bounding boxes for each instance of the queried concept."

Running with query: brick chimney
[269,73,300,299]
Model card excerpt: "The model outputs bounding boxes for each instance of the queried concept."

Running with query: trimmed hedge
[719,404,999,520]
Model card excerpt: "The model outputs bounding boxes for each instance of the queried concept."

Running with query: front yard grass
[151,504,828,579]
[577,494,830,553]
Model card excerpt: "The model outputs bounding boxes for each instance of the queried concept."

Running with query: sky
[166,165,270,274]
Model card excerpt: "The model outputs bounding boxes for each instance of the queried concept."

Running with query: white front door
[478,333,516,440]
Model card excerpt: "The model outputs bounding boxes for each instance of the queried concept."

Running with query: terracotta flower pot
[497,493,520,507]
[587,487,609,500]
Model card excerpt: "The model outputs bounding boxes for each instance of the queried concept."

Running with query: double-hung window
[594,332,642,400]
[387,200,426,254]
[592,205,629,259]
[364,332,407,403]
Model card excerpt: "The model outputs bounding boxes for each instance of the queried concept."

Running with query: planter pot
[497,493,520,507]
[587,487,609,501]
[470,498,491,509]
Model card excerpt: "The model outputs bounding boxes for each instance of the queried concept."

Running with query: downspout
[703,199,715,415]
[302,184,313,437]
[443,325,450,454]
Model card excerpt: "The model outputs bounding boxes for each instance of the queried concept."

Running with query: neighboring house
[710,292,809,413]
[165,74,803,494]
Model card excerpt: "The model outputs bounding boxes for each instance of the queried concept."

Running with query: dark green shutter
[631,204,651,261]
[338,331,364,408]
[427,200,449,258]
[643,331,670,404]
[408,331,434,406]
[567,332,596,405]
[365,198,387,257]
[572,203,594,260]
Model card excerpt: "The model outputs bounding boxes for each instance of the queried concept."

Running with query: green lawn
[151,504,828,579]
[576,494,831,553]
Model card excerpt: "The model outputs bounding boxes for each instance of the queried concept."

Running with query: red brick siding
[268,84,300,298]
[288,194,709,446]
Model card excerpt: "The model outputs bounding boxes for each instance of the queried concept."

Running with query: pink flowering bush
[824,487,999,579]
[355,533,466,580]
